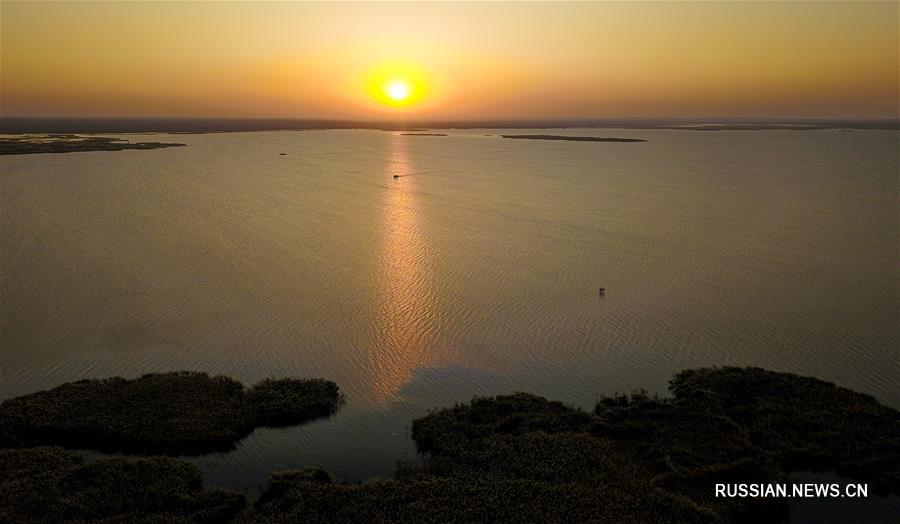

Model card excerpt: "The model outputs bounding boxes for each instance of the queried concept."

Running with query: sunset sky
[2,1,898,120]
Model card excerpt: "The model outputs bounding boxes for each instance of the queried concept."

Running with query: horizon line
[3,115,898,122]
[2,115,898,134]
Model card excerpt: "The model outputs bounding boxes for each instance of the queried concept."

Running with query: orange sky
[1,1,897,120]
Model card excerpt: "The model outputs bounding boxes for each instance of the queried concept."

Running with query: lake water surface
[1,129,897,493]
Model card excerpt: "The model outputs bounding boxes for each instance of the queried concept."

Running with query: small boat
[598,287,606,296]
[279,153,287,155]
[393,175,400,179]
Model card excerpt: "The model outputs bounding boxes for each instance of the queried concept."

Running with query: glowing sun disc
[387,81,410,101]
[365,60,429,109]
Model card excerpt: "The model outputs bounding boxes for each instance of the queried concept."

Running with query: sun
[376,76,418,107]
[386,81,411,102]
[364,60,429,109]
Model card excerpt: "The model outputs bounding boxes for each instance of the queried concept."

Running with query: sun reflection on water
[368,133,436,402]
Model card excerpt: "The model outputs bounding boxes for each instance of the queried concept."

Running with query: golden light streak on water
[367,134,436,402]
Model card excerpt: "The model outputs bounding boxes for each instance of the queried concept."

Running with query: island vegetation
[1,367,896,522]
[0,134,186,155]
[0,372,343,455]
[501,134,646,142]
[239,367,897,523]
[0,447,245,524]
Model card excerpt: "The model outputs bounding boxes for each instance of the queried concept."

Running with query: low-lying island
[501,134,646,142]
[0,134,186,155]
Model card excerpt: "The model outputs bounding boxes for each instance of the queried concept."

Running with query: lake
[1,128,897,494]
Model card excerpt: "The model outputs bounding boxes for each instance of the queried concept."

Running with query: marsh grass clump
[594,381,785,521]
[248,378,344,427]
[238,464,713,524]
[671,367,900,493]
[411,392,595,454]
[242,367,898,523]
[593,367,900,520]
[0,447,245,523]
[4,367,896,522]
[0,372,342,455]
[0,372,254,454]
[241,394,716,523]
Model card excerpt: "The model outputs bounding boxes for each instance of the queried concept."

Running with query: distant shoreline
[1,117,897,134]
[501,134,646,142]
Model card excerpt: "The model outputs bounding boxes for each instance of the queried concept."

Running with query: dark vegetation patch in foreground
[0,134,186,155]
[501,134,646,142]
[3,367,896,522]
[241,367,898,523]
[0,447,245,523]
[0,372,343,454]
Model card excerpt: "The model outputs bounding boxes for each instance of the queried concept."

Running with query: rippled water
[1,129,897,491]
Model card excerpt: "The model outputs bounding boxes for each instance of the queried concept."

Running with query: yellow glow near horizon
[1,2,897,119]
[364,61,429,110]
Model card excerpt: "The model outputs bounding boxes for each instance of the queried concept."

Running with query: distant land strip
[0,135,185,155]
[401,133,449,136]
[1,117,897,134]
[501,134,646,142]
